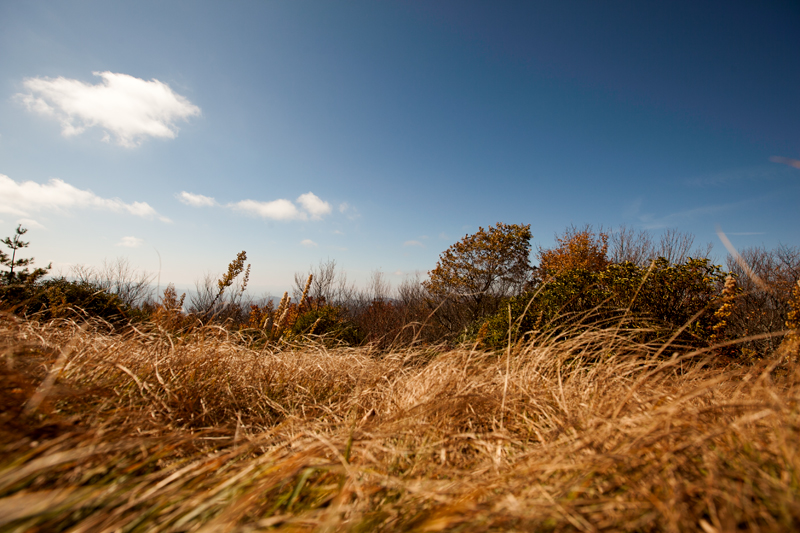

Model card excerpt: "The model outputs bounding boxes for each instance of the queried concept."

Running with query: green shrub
[291,305,364,345]
[478,258,725,350]
[1,277,135,326]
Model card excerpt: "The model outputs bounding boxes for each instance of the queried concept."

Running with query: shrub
[353,299,407,348]
[290,304,364,345]
[10,277,134,326]
[0,226,137,326]
[479,258,726,351]
[537,224,609,278]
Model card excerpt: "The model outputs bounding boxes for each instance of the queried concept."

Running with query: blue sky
[1,1,798,295]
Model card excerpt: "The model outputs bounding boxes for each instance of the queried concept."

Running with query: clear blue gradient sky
[1,1,798,295]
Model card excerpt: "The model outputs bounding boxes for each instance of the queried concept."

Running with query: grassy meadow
[1,224,800,531]
[1,313,799,532]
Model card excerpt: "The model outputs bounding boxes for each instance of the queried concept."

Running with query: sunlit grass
[1,313,798,532]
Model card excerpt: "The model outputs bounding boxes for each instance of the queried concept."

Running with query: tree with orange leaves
[537,225,609,278]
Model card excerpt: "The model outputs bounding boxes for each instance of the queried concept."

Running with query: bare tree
[725,244,800,354]
[397,272,427,309]
[189,272,217,315]
[394,272,445,344]
[366,270,391,302]
[188,271,253,323]
[776,244,800,282]
[71,257,154,308]
[657,228,696,265]
[293,259,357,308]
[609,225,655,266]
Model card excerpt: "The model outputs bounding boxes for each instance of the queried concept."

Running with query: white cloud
[404,240,424,248]
[116,236,144,248]
[177,191,215,207]
[0,174,170,221]
[230,199,303,221]
[227,192,334,222]
[300,239,318,248]
[297,192,331,219]
[16,71,201,148]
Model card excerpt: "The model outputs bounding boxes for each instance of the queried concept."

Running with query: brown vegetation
[1,311,798,531]
[2,223,800,531]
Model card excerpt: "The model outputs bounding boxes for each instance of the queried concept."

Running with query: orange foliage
[247,300,274,330]
[538,225,609,278]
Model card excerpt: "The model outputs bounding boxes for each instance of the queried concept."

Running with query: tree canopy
[424,222,533,320]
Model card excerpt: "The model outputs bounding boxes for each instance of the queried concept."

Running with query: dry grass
[1,312,799,532]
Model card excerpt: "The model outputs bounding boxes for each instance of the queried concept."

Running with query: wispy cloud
[17,218,45,229]
[685,164,787,187]
[770,156,800,170]
[622,198,643,218]
[631,194,763,230]
[116,236,144,248]
[16,71,200,148]
[639,204,730,229]
[338,202,360,220]
[0,174,170,222]
[177,191,216,207]
[403,240,424,248]
[300,239,318,248]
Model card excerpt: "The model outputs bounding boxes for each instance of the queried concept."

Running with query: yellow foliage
[424,222,533,320]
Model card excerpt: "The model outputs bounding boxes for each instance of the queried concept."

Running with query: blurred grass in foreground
[1,313,798,532]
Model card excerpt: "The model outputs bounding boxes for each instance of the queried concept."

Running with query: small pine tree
[1,225,50,284]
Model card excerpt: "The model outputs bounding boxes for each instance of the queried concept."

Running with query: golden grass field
[1,313,798,532]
